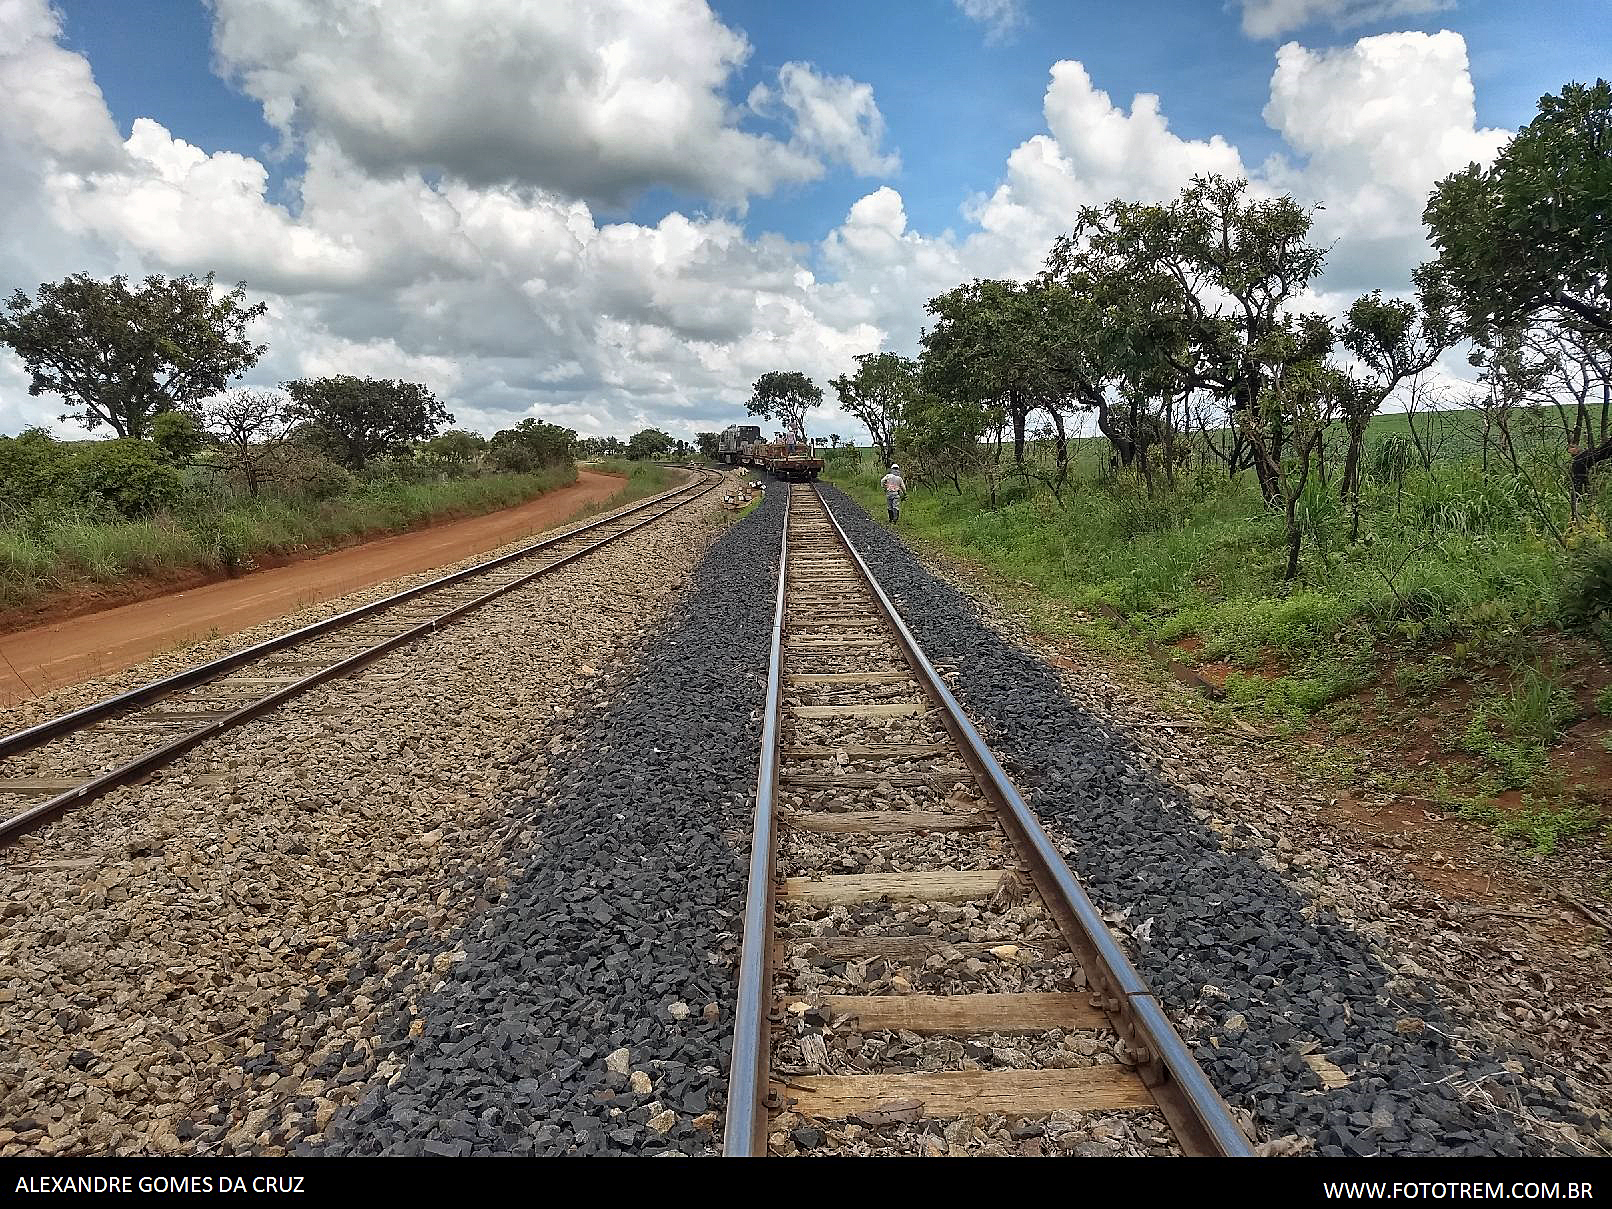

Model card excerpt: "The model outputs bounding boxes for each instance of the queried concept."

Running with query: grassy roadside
[826,449,1609,859]
[0,464,588,613]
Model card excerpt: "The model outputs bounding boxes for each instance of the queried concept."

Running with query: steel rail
[723,486,791,1156]
[812,487,1252,1158]
[722,483,1251,1158]
[0,467,725,845]
[0,468,714,762]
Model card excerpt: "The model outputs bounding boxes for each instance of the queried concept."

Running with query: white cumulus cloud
[750,62,901,177]
[0,0,1513,446]
[207,0,848,207]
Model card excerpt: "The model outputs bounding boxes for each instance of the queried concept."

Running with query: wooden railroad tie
[812,992,1106,1034]
[786,809,991,834]
[780,935,1067,965]
[773,1067,1152,1119]
[780,768,972,788]
[0,778,82,795]
[782,868,1012,906]
[790,703,925,718]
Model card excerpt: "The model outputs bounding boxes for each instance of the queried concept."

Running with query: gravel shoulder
[315,480,786,1156]
[817,485,1610,1159]
[0,477,736,1156]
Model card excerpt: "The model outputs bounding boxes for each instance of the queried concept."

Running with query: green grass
[0,463,582,610]
[1458,794,1601,854]
[826,440,1606,853]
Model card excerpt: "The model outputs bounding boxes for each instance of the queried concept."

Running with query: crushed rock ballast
[814,484,1599,1159]
[314,484,785,1156]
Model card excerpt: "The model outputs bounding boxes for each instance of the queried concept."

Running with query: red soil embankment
[0,470,627,705]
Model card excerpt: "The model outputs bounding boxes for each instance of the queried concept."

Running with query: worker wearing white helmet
[879,463,906,524]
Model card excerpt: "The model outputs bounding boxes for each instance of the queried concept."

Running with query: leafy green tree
[1056,177,1329,500]
[627,427,676,460]
[489,418,574,472]
[1423,78,1612,341]
[745,371,822,439]
[1336,287,1455,504]
[424,429,488,466]
[0,272,266,439]
[151,411,207,465]
[920,280,1066,466]
[899,389,995,494]
[284,375,452,471]
[830,352,916,467]
[695,431,719,460]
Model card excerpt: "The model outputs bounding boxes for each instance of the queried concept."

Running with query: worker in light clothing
[880,464,906,524]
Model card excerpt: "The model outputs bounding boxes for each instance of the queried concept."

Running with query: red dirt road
[0,470,627,706]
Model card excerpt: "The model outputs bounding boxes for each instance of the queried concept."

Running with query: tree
[202,388,295,497]
[1336,286,1455,506]
[284,375,452,471]
[830,352,917,466]
[745,371,822,439]
[1054,177,1329,501]
[828,434,841,449]
[899,389,995,495]
[1424,79,1612,342]
[920,280,1067,466]
[0,272,267,439]
[488,418,574,473]
[150,411,207,465]
[64,440,184,518]
[627,427,676,460]
[0,428,69,515]
[1425,80,1612,489]
[695,431,719,460]
[424,429,488,466]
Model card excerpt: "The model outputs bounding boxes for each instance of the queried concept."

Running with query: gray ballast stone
[815,484,1595,1159]
[315,484,785,1157]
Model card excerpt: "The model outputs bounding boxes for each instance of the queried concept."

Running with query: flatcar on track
[738,437,824,482]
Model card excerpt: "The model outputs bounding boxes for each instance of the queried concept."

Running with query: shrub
[151,411,206,464]
[62,440,183,518]
[1562,540,1612,643]
[0,428,69,515]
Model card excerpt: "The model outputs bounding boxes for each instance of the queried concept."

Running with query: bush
[62,440,183,518]
[0,428,69,515]
[151,411,206,465]
[1563,540,1612,642]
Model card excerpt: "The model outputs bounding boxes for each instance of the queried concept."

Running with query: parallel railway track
[726,482,1251,1157]
[0,466,725,845]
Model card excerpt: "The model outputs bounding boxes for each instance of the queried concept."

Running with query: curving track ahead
[0,467,725,845]
[726,482,1253,1157]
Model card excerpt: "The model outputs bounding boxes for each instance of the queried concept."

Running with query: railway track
[0,466,725,845]
[726,482,1252,1157]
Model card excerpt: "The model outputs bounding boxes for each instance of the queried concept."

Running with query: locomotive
[716,424,824,482]
[716,425,761,465]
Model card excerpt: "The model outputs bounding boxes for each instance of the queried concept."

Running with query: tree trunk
[1093,399,1135,467]
[1570,436,1612,491]
[1339,418,1366,501]
[1284,501,1302,581]
[1049,408,1068,472]
[1011,406,1026,464]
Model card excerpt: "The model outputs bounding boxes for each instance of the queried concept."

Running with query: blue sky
[5,0,1608,439]
[55,0,1609,249]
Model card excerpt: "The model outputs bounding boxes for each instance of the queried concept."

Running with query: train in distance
[716,424,824,482]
